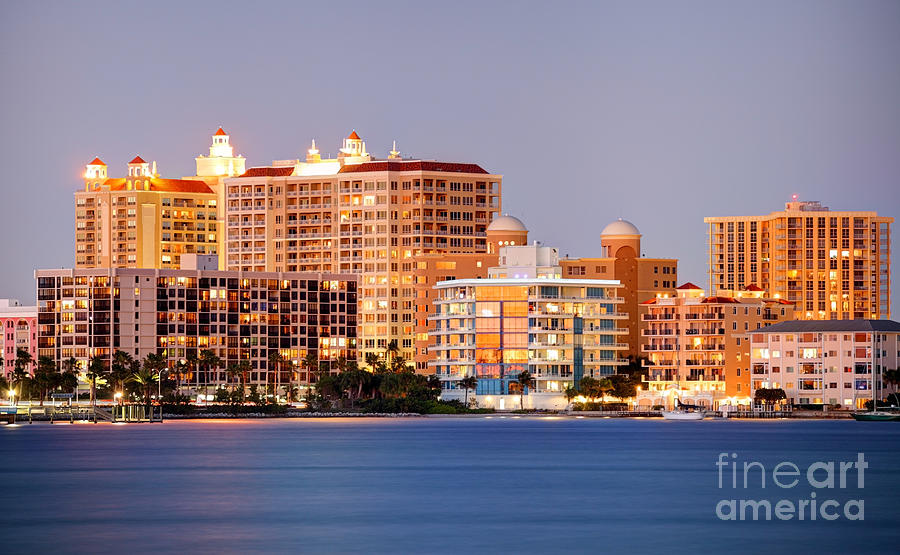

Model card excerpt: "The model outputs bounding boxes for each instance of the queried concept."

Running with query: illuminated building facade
[411,214,529,372]
[560,218,678,361]
[637,283,794,409]
[430,244,627,410]
[750,320,900,409]
[705,197,892,320]
[222,131,501,362]
[35,264,357,393]
[1,299,37,377]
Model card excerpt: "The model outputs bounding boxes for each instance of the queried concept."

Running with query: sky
[1,0,898,315]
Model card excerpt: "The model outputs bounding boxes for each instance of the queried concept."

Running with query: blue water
[1,417,898,554]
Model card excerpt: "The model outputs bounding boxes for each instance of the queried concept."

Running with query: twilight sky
[1,0,898,315]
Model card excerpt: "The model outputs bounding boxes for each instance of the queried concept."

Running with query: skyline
[2,0,899,315]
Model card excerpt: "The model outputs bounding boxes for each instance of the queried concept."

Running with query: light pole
[158,369,167,423]
[7,389,14,407]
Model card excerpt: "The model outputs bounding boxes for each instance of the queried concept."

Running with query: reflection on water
[2,418,898,554]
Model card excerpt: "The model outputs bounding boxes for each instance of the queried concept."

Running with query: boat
[661,399,706,421]
[851,411,900,422]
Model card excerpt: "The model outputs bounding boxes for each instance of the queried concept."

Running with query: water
[1,417,898,554]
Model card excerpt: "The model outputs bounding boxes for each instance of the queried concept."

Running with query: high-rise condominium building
[1,299,37,377]
[76,129,245,271]
[637,283,794,409]
[559,218,678,362]
[430,244,627,410]
[222,132,501,362]
[705,197,892,320]
[35,262,357,393]
[411,214,529,372]
[750,320,900,409]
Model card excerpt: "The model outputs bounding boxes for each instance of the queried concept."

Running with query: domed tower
[600,218,641,259]
[486,214,528,254]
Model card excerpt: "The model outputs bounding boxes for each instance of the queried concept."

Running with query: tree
[458,376,477,407]
[33,356,59,406]
[384,339,400,366]
[128,367,159,415]
[199,349,221,392]
[303,352,320,383]
[14,347,33,377]
[516,370,536,410]
[86,355,108,406]
[754,387,787,406]
[578,376,600,401]
[597,378,614,403]
[564,386,579,404]
[110,350,134,396]
[365,352,384,374]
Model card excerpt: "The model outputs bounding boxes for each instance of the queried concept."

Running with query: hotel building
[705,197,892,320]
[411,214,529,372]
[430,244,627,410]
[76,128,245,271]
[560,218,678,361]
[35,259,357,392]
[749,320,900,409]
[637,283,794,409]
[1,299,37,377]
[222,131,501,362]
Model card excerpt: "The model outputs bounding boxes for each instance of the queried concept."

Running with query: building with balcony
[637,283,794,409]
[429,244,626,410]
[560,218,678,361]
[749,320,900,409]
[222,131,501,363]
[411,214,529,372]
[35,261,357,395]
[1,299,37,377]
[705,197,892,320]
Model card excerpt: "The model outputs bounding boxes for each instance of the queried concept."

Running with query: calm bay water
[1,417,899,554]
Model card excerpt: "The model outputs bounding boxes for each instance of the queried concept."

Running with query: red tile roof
[239,166,296,178]
[88,157,106,166]
[129,156,146,164]
[102,177,213,194]
[338,160,489,174]
[676,282,703,290]
[214,127,227,136]
[701,296,740,304]
[744,284,765,292]
[347,131,361,140]
[641,298,658,305]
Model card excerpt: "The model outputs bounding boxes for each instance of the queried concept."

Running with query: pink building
[1,299,37,376]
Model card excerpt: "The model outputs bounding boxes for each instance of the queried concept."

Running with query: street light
[7,389,14,407]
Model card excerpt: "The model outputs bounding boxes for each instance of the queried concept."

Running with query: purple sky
[2,0,898,316]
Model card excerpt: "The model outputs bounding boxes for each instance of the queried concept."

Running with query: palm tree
[86,355,108,406]
[268,351,284,402]
[384,340,400,366]
[516,370,536,410]
[110,350,134,395]
[364,352,382,373]
[458,375,478,407]
[597,378,614,404]
[303,352,320,384]
[128,367,159,416]
[564,386,579,405]
[185,351,199,395]
[198,349,222,402]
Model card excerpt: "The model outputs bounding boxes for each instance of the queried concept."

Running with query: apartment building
[705,197,892,320]
[35,261,357,393]
[222,132,501,362]
[430,244,627,410]
[560,218,678,361]
[411,214,529,372]
[76,156,219,269]
[1,299,37,377]
[76,128,246,271]
[637,283,794,409]
[749,320,900,409]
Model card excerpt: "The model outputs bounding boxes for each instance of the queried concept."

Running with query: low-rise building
[1,299,37,377]
[35,263,357,395]
[637,283,794,409]
[749,320,900,409]
[430,244,627,410]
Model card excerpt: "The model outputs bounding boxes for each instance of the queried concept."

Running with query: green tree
[364,352,385,374]
[129,367,159,415]
[564,386,579,404]
[110,350,134,395]
[33,356,59,406]
[303,352,320,383]
[86,355,108,406]
[516,370,536,410]
[578,376,600,401]
[384,339,400,367]
[597,378,614,403]
[458,376,477,407]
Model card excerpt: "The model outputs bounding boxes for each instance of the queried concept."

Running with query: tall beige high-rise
[222,132,501,362]
[705,198,892,320]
